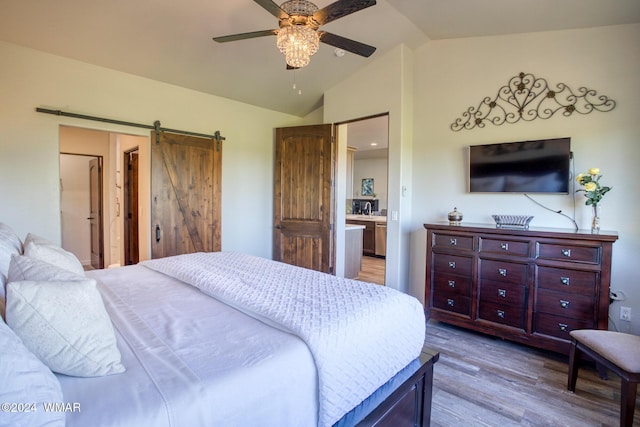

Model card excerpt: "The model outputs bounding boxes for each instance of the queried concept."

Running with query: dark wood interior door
[273,124,334,273]
[123,150,139,265]
[89,157,104,269]
[151,132,221,258]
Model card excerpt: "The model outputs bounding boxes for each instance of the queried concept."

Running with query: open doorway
[340,114,389,285]
[59,125,149,269]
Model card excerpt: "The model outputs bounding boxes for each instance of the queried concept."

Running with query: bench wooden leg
[567,340,580,392]
[620,379,637,427]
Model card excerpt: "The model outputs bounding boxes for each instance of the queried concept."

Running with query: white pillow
[6,279,126,377]
[0,222,22,252]
[0,223,22,279]
[23,233,85,276]
[0,319,65,426]
[8,254,84,282]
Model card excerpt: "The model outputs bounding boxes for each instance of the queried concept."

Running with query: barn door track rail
[36,107,225,149]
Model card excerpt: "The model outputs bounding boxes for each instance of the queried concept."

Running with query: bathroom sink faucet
[364,202,372,216]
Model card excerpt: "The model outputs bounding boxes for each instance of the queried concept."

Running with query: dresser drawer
[478,301,526,330]
[432,293,471,316]
[433,273,472,297]
[536,242,600,264]
[479,259,528,285]
[533,312,594,341]
[432,233,474,251]
[537,266,598,295]
[480,237,529,257]
[479,280,527,308]
[536,289,594,319]
[432,253,473,275]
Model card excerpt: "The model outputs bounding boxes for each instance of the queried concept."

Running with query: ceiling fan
[213,0,377,68]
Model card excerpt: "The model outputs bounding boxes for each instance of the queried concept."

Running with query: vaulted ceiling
[1,0,638,117]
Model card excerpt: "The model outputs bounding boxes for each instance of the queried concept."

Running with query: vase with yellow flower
[576,167,611,233]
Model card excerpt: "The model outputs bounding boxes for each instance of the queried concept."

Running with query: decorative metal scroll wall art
[450,72,616,131]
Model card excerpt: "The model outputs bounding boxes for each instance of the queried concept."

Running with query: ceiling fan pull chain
[292,69,302,95]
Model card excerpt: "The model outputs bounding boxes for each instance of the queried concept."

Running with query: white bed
[62,262,319,427]
[1,223,438,427]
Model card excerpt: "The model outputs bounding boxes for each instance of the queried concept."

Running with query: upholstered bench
[568,329,640,427]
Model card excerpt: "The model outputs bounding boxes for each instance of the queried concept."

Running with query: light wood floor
[356,255,385,285]
[424,320,640,426]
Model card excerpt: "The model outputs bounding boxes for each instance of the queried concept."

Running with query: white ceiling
[346,115,389,155]
[1,0,638,117]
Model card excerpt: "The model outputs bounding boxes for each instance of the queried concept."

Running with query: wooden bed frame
[338,346,439,427]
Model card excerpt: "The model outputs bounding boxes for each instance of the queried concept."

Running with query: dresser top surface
[424,222,618,242]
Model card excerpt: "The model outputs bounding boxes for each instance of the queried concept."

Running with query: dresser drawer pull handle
[447,299,455,307]
[448,261,456,269]
[497,310,505,318]
[498,268,507,277]
[560,300,570,309]
[500,243,509,251]
[448,280,456,288]
[561,249,571,257]
[560,277,570,286]
[498,289,507,298]
[450,238,457,245]
[558,323,569,332]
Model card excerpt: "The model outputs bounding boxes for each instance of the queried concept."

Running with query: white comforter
[59,264,318,427]
[142,252,426,427]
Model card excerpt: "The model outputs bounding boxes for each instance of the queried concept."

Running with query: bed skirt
[335,347,439,427]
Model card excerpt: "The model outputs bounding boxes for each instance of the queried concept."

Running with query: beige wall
[0,41,304,260]
[1,23,639,334]
[325,44,415,292]
[323,23,640,334]
[409,24,640,333]
[353,157,388,211]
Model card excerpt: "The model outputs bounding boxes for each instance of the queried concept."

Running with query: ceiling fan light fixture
[276,25,320,68]
[213,0,377,68]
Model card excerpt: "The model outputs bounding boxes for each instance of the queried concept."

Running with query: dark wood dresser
[424,222,618,355]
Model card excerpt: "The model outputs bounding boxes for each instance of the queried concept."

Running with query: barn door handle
[155,225,161,242]
[86,217,94,220]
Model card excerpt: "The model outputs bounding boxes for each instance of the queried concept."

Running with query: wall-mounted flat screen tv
[469,137,571,193]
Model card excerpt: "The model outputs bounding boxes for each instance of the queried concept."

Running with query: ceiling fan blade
[313,0,376,26]
[254,0,289,19]
[319,32,376,57]
[213,29,278,43]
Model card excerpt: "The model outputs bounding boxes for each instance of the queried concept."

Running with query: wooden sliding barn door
[151,132,221,258]
[274,124,334,273]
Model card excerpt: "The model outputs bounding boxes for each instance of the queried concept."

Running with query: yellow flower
[576,168,611,207]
